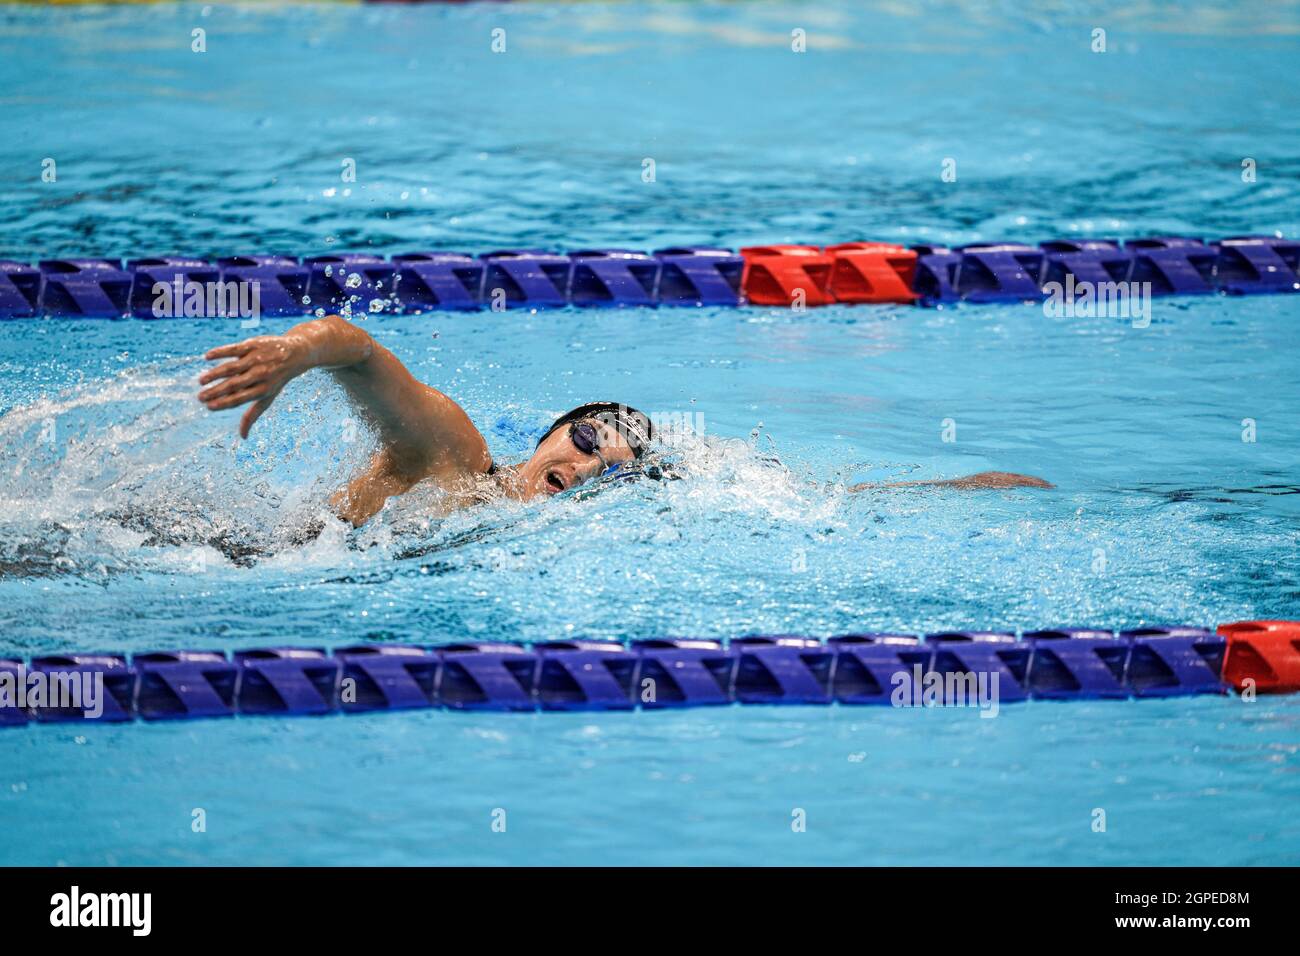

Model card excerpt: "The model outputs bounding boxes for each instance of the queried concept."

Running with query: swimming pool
[1,1,1298,866]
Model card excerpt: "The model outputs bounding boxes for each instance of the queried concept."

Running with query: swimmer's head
[508,402,653,500]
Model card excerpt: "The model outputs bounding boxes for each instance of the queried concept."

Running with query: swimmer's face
[513,418,638,500]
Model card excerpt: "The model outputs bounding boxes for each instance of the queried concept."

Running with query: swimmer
[197,314,1050,526]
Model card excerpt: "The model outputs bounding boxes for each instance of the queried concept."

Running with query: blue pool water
[1,1,1299,866]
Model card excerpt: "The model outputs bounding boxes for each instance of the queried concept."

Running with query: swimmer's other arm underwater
[196,314,1051,526]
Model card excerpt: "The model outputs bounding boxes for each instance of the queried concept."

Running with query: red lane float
[826,242,919,304]
[1218,620,1300,693]
[739,245,834,306]
[740,242,919,306]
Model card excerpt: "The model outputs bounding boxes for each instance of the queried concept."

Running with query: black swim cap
[537,402,653,458]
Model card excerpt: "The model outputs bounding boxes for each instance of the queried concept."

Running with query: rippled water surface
[1,1,1298,866]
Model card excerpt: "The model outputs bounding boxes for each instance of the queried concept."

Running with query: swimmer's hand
[198,315,378,438]
[850,470,1054,492]
[198,333,313,438]
[935,470,1054,489]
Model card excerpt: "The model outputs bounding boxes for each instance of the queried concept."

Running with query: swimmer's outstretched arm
[849,471,1054,492]
[198,314,490,488]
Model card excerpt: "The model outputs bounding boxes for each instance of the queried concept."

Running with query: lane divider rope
[1,236,1296,318]
[2,621,1297,724]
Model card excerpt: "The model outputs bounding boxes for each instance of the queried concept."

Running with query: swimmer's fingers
[197,357,253,387]
[204,340,260,362]
[198,366,269,404]
[203,382,272,413]
[239,397,275,439]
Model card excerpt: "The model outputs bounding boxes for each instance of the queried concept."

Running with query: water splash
[0,361,364,575]
[0,365,858,578]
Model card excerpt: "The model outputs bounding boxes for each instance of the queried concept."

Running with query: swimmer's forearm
[283,315,491,478]
[283,315,374,372]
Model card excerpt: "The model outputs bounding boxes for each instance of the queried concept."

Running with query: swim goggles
[569,420,622,477]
